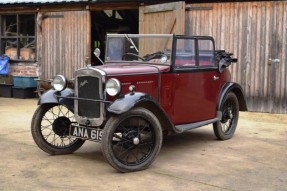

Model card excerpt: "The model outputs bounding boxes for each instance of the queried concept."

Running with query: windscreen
[105,34,173,65]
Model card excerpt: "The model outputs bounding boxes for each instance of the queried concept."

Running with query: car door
[172,37,224,125]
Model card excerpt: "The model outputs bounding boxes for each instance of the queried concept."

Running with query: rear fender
[38,88,75,111]
[218,82,248,111]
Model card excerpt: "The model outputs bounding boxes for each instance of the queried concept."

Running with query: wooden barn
[0,0,286,113]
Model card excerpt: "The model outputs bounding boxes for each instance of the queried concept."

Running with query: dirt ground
[0,97,286,191]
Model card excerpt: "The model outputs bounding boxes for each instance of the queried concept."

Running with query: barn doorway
[90,9,138,65]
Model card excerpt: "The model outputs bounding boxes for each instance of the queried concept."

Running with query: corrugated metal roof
[0,0,89,4]
[0,0,269,5]
[0,0,166,5]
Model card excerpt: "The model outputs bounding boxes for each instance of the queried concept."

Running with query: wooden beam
[0,2,140,13]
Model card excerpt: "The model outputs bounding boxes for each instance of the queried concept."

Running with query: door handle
[268,58,280,65]
[213,76,219,81]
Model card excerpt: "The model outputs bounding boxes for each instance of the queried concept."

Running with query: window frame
[172,35,217,72]
[0,13,36,62]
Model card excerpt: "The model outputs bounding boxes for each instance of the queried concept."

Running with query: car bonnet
[94,63,170,76]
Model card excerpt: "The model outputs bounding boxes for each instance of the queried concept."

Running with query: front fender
[107,92,153,114]
[38,88,75,111]
[218,82,248,111]
[108,92,179,134]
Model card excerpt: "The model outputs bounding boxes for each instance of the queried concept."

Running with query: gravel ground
[0,97,286,191]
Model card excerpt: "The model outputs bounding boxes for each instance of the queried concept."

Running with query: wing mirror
[94,48,100,57]
[93,48,104,65]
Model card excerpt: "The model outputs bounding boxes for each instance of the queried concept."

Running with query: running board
[174,112,222,133]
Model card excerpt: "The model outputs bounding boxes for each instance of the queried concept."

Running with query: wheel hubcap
[133,137,140,145]
[52,116,71,137]
[121,129,140,148]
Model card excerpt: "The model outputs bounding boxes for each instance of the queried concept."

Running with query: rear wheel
[31,104,85,155]
[101,108,162,172]
[213,92,239,140]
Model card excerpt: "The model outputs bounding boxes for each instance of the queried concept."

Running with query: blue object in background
[13,76,38,88]
[0,55,10,75]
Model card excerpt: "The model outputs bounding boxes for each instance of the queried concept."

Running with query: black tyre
[102,108,163,172]
[31,104,85,155]
[213,92,239,140]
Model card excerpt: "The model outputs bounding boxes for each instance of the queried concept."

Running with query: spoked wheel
[31,104,85,155]
[102,108,162,172]
[213,92,239,140]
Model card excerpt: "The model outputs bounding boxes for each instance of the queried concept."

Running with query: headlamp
[52,75,67,92]
[106,78,121,96]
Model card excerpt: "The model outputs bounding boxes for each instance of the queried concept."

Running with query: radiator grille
[77,76,100,118]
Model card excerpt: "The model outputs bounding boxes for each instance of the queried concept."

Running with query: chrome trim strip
[54,94,111,103]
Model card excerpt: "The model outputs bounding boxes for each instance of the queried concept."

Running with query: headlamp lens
[106,78,121,96]
[52,75,67,91]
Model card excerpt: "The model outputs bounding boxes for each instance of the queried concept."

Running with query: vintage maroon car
[31,34,247,172]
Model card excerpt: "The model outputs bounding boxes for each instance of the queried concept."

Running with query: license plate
[69,125,102,142]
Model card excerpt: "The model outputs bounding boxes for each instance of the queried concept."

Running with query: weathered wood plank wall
[38,11,91,80]
[186,1,287,113]
[139,2,185,35]
[139,2,185,59]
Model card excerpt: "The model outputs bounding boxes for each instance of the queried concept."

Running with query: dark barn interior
[90,10,139,65]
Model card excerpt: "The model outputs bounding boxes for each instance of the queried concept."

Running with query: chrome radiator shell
[74,67,106,126]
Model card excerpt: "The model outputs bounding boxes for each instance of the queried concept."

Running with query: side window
[0,14,36,61]
[175,39,196,67]
[198,39,215,66]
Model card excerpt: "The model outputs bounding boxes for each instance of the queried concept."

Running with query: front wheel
[101,108,163,172]
[213,92,239,140]
[31,104,85,155]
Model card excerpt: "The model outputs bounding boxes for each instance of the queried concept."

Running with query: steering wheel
[143,51,165,61]
[122,53,145,61]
